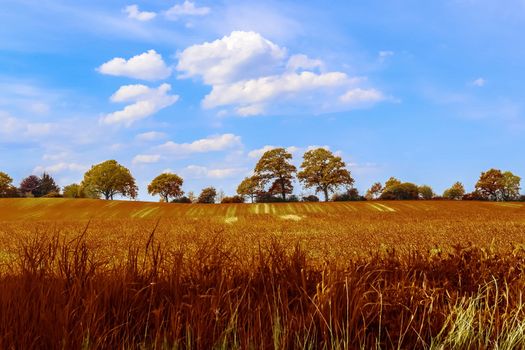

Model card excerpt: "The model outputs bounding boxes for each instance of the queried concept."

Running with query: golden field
[1,198,525,349]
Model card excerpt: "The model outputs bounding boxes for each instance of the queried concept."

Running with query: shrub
[302,195,320,202]
[172,196,192,204]
[221,195,244,204]
[380,183,419,200]
[332,188,366,201]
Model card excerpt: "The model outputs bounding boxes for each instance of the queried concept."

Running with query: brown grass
[1,199,525,348]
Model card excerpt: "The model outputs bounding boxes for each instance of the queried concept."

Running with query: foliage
[171,196,192,203]
[19,175,41,197]
[365,182,383,200]
[443,182,465,200]
[297,148,354,201]
[237,176,263,203]
[81,160,138,200]
[254,148,296,200]
[380,182,419,200]
[0,172,18,198]
[38,173,60,197]
[475,169,521,201]
[302,195,319,202]
[418,185,434,200]
[221,195,244,204]
[268,178,293,198]
[147,173,184,202]
[332,188,366,201]
[384,177,402,189]
[197,187,217,204]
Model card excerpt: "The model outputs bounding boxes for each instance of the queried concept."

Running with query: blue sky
[1,0,524,200]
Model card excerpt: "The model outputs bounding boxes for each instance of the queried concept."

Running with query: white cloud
[33,162,87,174]
[203,71,363,114]
[136,131,166,141]
[0,112,54,138]
[177,31,287,84]
[177,31,384,116]
[124,5,157,21]
[339,88,384,105]
[182,165,244,179]
[248,145,300,158]
[101,83,179,126]
[378,51,394,61]
[132,154,161,164]
[472,78,486,87]
[286,54,323,71]
[157,133,242,155]
[97,50,172,81]
[165,1,210,20]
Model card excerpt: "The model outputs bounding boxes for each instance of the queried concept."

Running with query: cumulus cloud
[33,162,88,174]
[157,134,242,155]
[177,31,287,84]
[101,83,179,126]
[182,165,245,179]
[248,145,300,158]
[124,4,156,21]
[98,50,172,81]
[132,154,161,164]
[136,131,166,141]
[165,1,210,20]
[339,88,384,105]
[176,31,384,116]
[286,54,323,72]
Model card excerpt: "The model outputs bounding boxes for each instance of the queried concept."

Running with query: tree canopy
[475,169,521,201]
[81,160,138,200]
[0,172,18,198]
[443,182,465,200]
[236,176,261,203]
[380,182,419,200]
[148,173,184,202]
[198,187,217,204]
[297,148,354,202]
[254,148,297,200]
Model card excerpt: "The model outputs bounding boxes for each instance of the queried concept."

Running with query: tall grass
[1,225,525,349]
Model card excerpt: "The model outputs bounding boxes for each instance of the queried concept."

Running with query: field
[1,198,525,349]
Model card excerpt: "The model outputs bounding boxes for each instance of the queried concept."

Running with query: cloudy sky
[1,0,524,200]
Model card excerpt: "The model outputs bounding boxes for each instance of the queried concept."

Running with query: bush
[380,183,419,200]
[221,195,244,204]
[332,188,366,201]
[42,191,63,198]
[462,191,486,201]
[302,195,319,202]
[171,196,192,204]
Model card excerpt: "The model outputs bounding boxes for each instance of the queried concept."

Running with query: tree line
[0,148,523,203]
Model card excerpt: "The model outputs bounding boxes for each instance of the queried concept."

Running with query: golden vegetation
[1,198,525,348]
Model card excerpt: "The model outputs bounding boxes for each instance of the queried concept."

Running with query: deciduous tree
[198,187,217,204]
[365,182,383,200]
[81,160,138,200]
[236,176,262,203]
[443,182,465,200]
[502,171,521,201]
[147,173,184,202]
[418,185,434,200]
[297,148,354,202]
[0,172,18,198]
[19,175,41,197]
[254,148,296,201]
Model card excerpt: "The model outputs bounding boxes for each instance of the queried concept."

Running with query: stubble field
[1,198,525,349]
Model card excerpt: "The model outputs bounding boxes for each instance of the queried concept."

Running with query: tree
[63,183,84,198]
[268,178,294,198]
[332,188,365,201]
[418,185,434,200]
[384,177,402,190]
[81,160,138,200]
[0,172,18,198]
[502,171,521,201]
[475,169,504,201]
[365,182,383,200]
[37,173,60,197]
[198,187,217,204]
[236,176,262,203]
[147,173,184,202]
[297,148,354,202]
[380,182,419,200]
[19,175,41,197]
[443,182,465,200]
[254,148,296,201]
[217,189,226,204]
[221,195,244,204]
[187,191,197,203]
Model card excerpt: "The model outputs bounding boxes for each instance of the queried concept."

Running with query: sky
[1,0,524,200]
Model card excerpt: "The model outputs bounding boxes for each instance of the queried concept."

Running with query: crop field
[1,198,525,349]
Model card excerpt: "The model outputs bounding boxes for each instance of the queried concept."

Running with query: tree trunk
[281,178,286,200]
[323,188,329,202]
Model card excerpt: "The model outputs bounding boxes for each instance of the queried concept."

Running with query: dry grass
[1,198,525,349]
